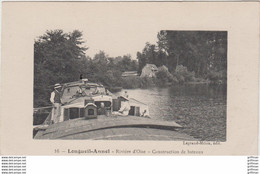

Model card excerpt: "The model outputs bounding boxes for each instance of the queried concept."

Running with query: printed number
[54,149,60,153]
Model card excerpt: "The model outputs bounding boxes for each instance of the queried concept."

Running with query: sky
[81,27,159,59]
[31,3,164,59]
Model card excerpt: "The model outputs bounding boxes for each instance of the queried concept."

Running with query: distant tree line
[34,30,227,107]
[137,30,227,80]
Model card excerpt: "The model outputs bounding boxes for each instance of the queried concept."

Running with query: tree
[34,29,88,107]
[157,30,227,76]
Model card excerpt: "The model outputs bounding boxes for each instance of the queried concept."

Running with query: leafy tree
[136,51,146,74]
[34,29,88,107]
[157,31,227,76]
[137,42,167,74]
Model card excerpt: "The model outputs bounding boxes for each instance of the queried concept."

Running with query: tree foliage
[34,30,88,107]
[34,30,227,107]
[137,31,227,78]
[34,30,138,107]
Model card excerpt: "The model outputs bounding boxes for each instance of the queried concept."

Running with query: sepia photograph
[33,30,227,141]
[1,2,258,156]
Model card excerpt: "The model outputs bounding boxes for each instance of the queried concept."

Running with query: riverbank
[119,66,225,89]
[119,76,224,90]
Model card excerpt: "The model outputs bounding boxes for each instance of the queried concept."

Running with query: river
[115,84,227,141]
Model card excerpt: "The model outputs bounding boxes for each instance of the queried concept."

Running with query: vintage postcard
[0,2,259,155]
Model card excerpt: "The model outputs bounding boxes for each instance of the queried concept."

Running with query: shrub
[171,76,179,84]
[156,65,177,86]
[168,73,179,84]
[173,65,195,82]
[156,70,169,86]
[140,76,156,88]
[103,70,122,87]
[121,76,142,89]
[207,70,227,84]
[121,76,158,89]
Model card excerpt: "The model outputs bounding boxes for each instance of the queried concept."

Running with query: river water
[116,84,227,141]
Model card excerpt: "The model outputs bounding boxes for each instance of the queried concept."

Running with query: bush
[103,70,123,87]
[173,65,195,82]
[168,73,179,84]
[207,70,227,84]
[121,76,142,89]
[156,70,169,86]
[140,76,156,88]
[121,76,159,89]
[156,65,177,86]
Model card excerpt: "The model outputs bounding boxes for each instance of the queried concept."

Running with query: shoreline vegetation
[110,64,226,92]
[34,30,227,107]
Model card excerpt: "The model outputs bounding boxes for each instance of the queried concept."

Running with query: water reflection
[116,84,227,141]
[168,84,227,99]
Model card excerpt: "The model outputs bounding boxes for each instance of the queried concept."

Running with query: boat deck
[34,115,196,140]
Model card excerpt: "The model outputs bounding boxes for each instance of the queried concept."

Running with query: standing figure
[50,83,62,124]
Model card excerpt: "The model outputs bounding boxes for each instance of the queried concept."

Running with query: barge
[34,79,196,140]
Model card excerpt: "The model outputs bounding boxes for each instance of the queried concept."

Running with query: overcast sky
[32,3,165,59]
[81,27,159,59]
[38,28,159,59]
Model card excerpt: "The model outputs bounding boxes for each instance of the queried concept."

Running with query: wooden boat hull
[34,115,196,140]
